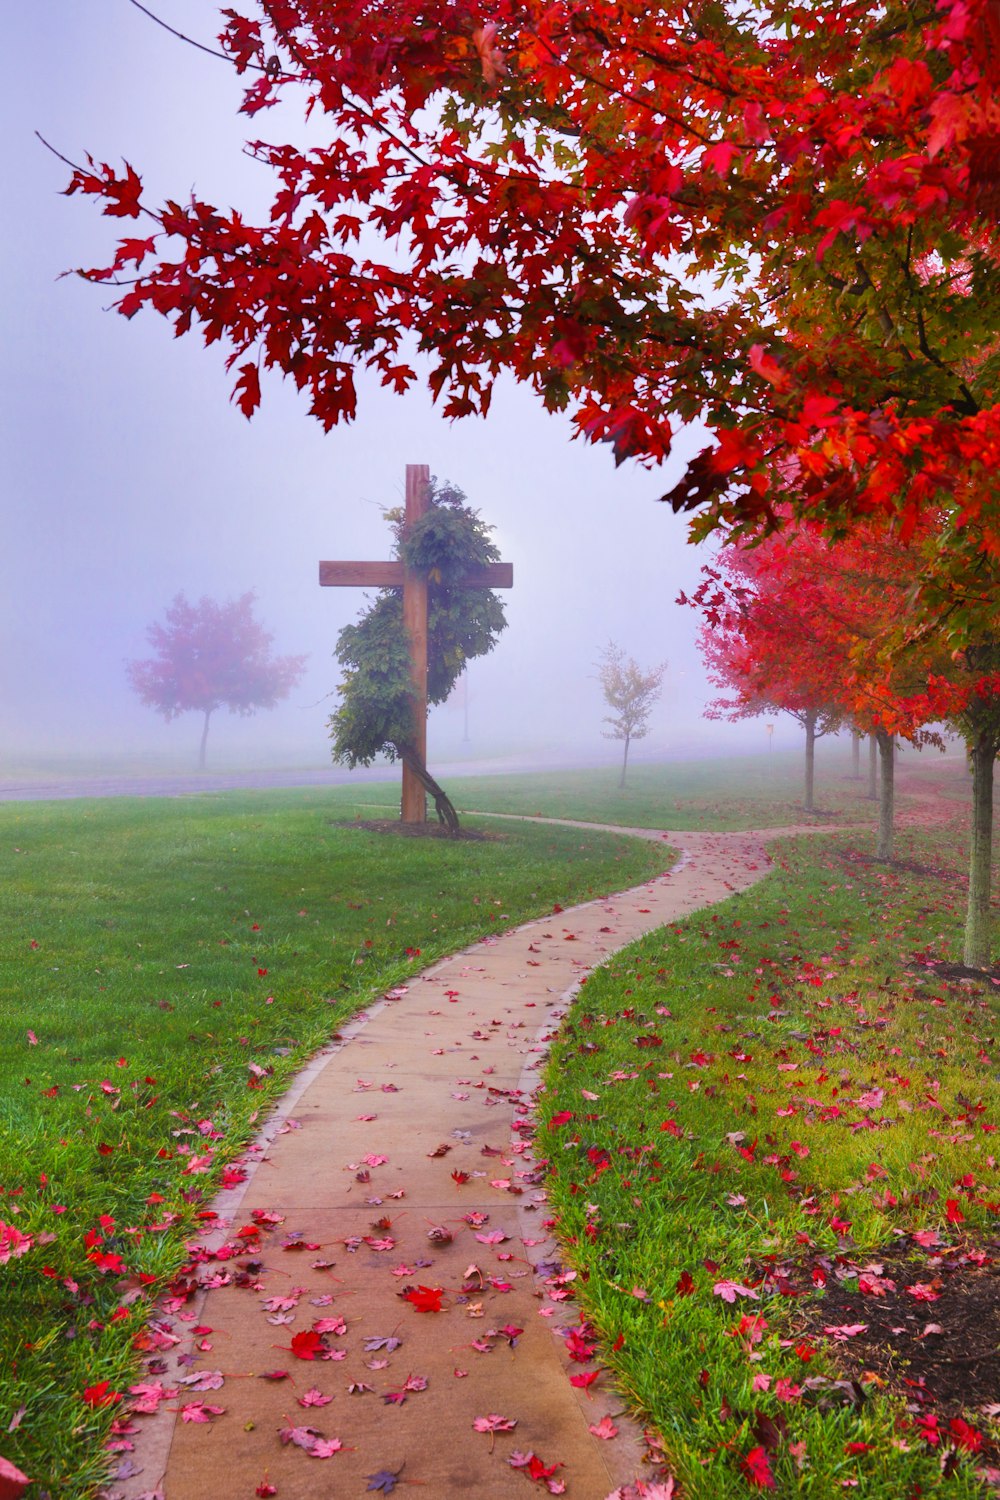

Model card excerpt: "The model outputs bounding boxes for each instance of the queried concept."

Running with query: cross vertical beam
[319,466,512,828]
[401,464,430,824]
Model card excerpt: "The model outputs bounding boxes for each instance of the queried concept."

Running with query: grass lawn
[342,746,949,832]
[0,754,988,1496]
[541,797,1000,1495]
[0,788,669,1496]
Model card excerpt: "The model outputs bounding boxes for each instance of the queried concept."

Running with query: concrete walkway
[112,820,828,1500]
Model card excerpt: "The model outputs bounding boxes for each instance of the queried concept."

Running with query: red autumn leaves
[401,1285,444,1313]
[68,0,1000,568]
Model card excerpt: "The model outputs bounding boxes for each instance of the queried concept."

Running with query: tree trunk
[619,734,631,789]
[850,730,861,779]
[867,734,878,801]
[400,747,461,836]
[964,733,995,969]
[875,728,894,861]
[803,711,816,812]
[198,709,212,770]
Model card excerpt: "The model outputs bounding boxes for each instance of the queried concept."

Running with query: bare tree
[597,643,667,788]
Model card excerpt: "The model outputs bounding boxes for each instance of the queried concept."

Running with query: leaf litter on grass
[542,808,1000,1495]
[0,789,668,1497]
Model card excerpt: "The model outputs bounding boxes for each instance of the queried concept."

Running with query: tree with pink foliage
[127,592,306,767]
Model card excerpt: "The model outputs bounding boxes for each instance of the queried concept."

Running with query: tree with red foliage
[697,517,1000,964]
[696,539,842,818]
[61,0,1000,589]
[694,520,943,853]
[127,592,306,767]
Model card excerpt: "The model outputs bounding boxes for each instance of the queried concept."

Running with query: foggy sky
[3,1,784,774]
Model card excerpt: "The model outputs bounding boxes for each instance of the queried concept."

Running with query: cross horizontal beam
[319,561,514,589]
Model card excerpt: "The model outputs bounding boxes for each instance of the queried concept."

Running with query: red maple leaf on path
[508,1450,566,1492]
[298,1388,333,1408]
[403,1285,443,1312]
[279,1424,322,1451]
[180,1401,225,1423]
[288,1329,326,1360]
[309,1437,345,1457]
[563,1327,596,1361]
[473,1413,518,1453]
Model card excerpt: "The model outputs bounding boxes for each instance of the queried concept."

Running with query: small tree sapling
[597,644,667,788]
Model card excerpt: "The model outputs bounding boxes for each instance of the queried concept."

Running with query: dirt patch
[911,957,1000,987]
[835,847,964,881]
[780,1236,1000,1448]
[336,818,497,841]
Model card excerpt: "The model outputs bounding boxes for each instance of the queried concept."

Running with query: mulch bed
[834,847,964,881]
[911,957,1000,987]
[763,1236,1000,1460]
[797,1245,1000,1411]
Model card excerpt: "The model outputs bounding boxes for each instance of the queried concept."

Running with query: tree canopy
[694,517,1000,957]
[67,0,1000,574]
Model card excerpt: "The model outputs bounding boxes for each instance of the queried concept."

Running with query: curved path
[112,820,835,1500]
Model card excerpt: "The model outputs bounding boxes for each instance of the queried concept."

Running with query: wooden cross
[320,464,514,824]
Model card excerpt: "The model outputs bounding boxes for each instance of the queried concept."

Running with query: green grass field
[0,788,669,1495]
[542,802,999,1495]
[0,753,991,1496]
[344,745,960,831]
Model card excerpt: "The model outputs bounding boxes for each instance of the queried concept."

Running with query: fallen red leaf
[82,1381,122,1408]
[0,1456,31,1500]
[289,1330,326,1360]
[740,1445,777,1489]
[949,1416,983,1453]
[403,1285,443,1313]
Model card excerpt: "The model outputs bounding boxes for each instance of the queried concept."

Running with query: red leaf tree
[696,515,1000,965]
[695,533,844,817]
[63,0,1000,570]
[127,592,306,767]
[694,519,939,847]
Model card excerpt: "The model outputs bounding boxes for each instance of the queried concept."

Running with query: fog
[3,2,785,779]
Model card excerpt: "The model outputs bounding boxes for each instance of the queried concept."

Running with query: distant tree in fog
[127,593,306,768]
[597,644,667,788]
